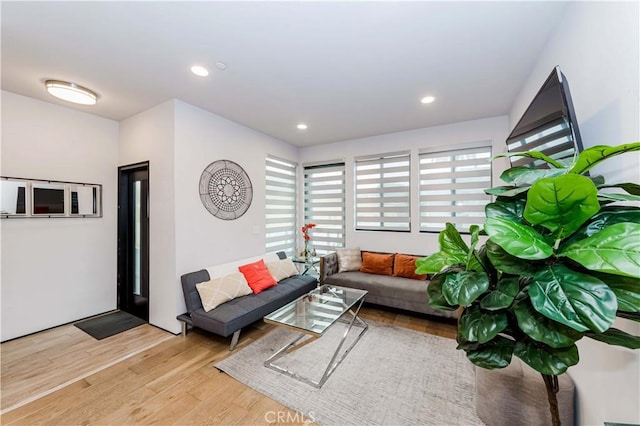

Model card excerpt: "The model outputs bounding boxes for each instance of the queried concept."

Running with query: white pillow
[266,258,299,282]
[336,247,362,272]
[196,272,253,312]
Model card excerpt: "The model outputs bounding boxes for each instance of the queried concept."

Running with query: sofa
[179,251,317,349]
[320,249,457,320]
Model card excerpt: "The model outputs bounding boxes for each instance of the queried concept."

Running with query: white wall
[509,2,640,424]
[173,101,298,315]
[299,116,510,256]
[1,91,118,341]
[119,100,178,333]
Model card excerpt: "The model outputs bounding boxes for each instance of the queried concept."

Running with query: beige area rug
[215,319,483,426]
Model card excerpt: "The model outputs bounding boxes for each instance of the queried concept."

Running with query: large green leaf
[591,272,640,312]
[560,222,640,278]
[466,225,481,270]
[458,305,508,344]
[484,217,553,260]
[598,182,640,196]
[524,174,599,238]
[485,239,539,276]
[500,167,566,186]
[569,142,640,174]
[464,336,515,369]
[485,199,526,223]
[442,271,490,307]
[562,206,640,247]
[485,186,530,198]
[598,193,640,203]
[480,277,519,310]
[426,272,459,311]
[529,264,618,333]
[513,301,582,348]
[617,311,640,322]
[585,328,640,349]
[415,252,448,275]
[495,151,565,168]
[435,223,483,272]
[514,340,579,375]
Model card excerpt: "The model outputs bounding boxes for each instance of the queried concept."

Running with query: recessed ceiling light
[44,80,97,105]
[297,123,308,130]
[190,65,209,77]
[421,96,436,104]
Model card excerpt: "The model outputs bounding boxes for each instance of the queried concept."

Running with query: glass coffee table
[263,285,368,388]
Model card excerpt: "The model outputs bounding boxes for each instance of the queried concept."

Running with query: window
[265,155,297,256]
[354,151,410,231]
[303,162,345,255]
[419,144,492,233]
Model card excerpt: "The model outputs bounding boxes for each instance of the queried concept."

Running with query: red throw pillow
[360,252,394,276]
[238,259,277,294]
[393,253,427,280]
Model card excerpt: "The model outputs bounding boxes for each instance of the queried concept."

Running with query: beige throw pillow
[336,247,362,272]
[196,272,253,312]
[266,258,299,282]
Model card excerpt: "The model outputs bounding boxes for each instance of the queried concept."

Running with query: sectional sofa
[320,249,457,319]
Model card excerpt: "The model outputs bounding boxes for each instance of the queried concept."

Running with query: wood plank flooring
[0,306,457,425]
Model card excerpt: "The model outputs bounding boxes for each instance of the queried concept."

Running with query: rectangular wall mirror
[1,177,102,218]
[1,178,27,215]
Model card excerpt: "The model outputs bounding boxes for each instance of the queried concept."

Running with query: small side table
[291,256,320,275]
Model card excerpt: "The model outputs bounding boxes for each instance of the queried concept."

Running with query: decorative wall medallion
[199,160,253,220]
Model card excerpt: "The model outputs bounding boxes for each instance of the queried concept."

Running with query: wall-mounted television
[506,66,584,168]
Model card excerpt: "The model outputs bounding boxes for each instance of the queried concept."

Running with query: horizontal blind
[355,152,410,232]
[507,118,575,168]
[419,145,492,233]
[265,155,297,256]
[303,163,345,255]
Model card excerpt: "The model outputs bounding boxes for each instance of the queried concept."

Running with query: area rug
[215,320,483,426]
[74,310,146,340]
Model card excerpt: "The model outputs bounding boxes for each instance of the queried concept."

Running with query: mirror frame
[1,176,102,218]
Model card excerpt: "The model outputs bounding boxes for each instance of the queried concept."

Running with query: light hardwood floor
[0,306,456,425]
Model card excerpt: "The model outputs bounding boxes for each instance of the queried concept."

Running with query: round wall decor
[199,160,253,220]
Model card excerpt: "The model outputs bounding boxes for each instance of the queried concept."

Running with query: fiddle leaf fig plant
[417,142,640,426]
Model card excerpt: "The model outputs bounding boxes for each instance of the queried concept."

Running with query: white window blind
[419,144,492,233]
[355,151,411,232]
[303,162,345,255]
[265,155,297,256]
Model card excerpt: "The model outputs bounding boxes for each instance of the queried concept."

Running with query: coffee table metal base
[263,299,368,388]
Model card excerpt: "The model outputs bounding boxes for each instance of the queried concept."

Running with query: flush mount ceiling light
[190,65,209,77]
[421,96,436,104]
[45,80,97,105]
[296,123,308,130]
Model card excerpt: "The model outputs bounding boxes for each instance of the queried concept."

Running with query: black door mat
[74,310,146,340]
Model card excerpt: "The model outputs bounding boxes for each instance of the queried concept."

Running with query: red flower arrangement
[301,223,316,241]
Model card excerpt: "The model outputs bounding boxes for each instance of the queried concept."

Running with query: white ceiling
[1,1,570,147]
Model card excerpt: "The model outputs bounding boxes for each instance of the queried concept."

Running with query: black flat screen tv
[33,187,65,214]
[506,66,584,168]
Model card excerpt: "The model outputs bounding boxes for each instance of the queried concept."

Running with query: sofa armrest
[319,252,339,285]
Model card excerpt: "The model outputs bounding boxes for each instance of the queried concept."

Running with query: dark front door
[118,162,149,321]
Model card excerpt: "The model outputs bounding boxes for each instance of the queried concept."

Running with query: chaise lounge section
[320,250,457,319]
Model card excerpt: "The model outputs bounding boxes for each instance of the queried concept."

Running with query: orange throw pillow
[360,252,394,276]
[238,259,277,294]
[394,253,427,280]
